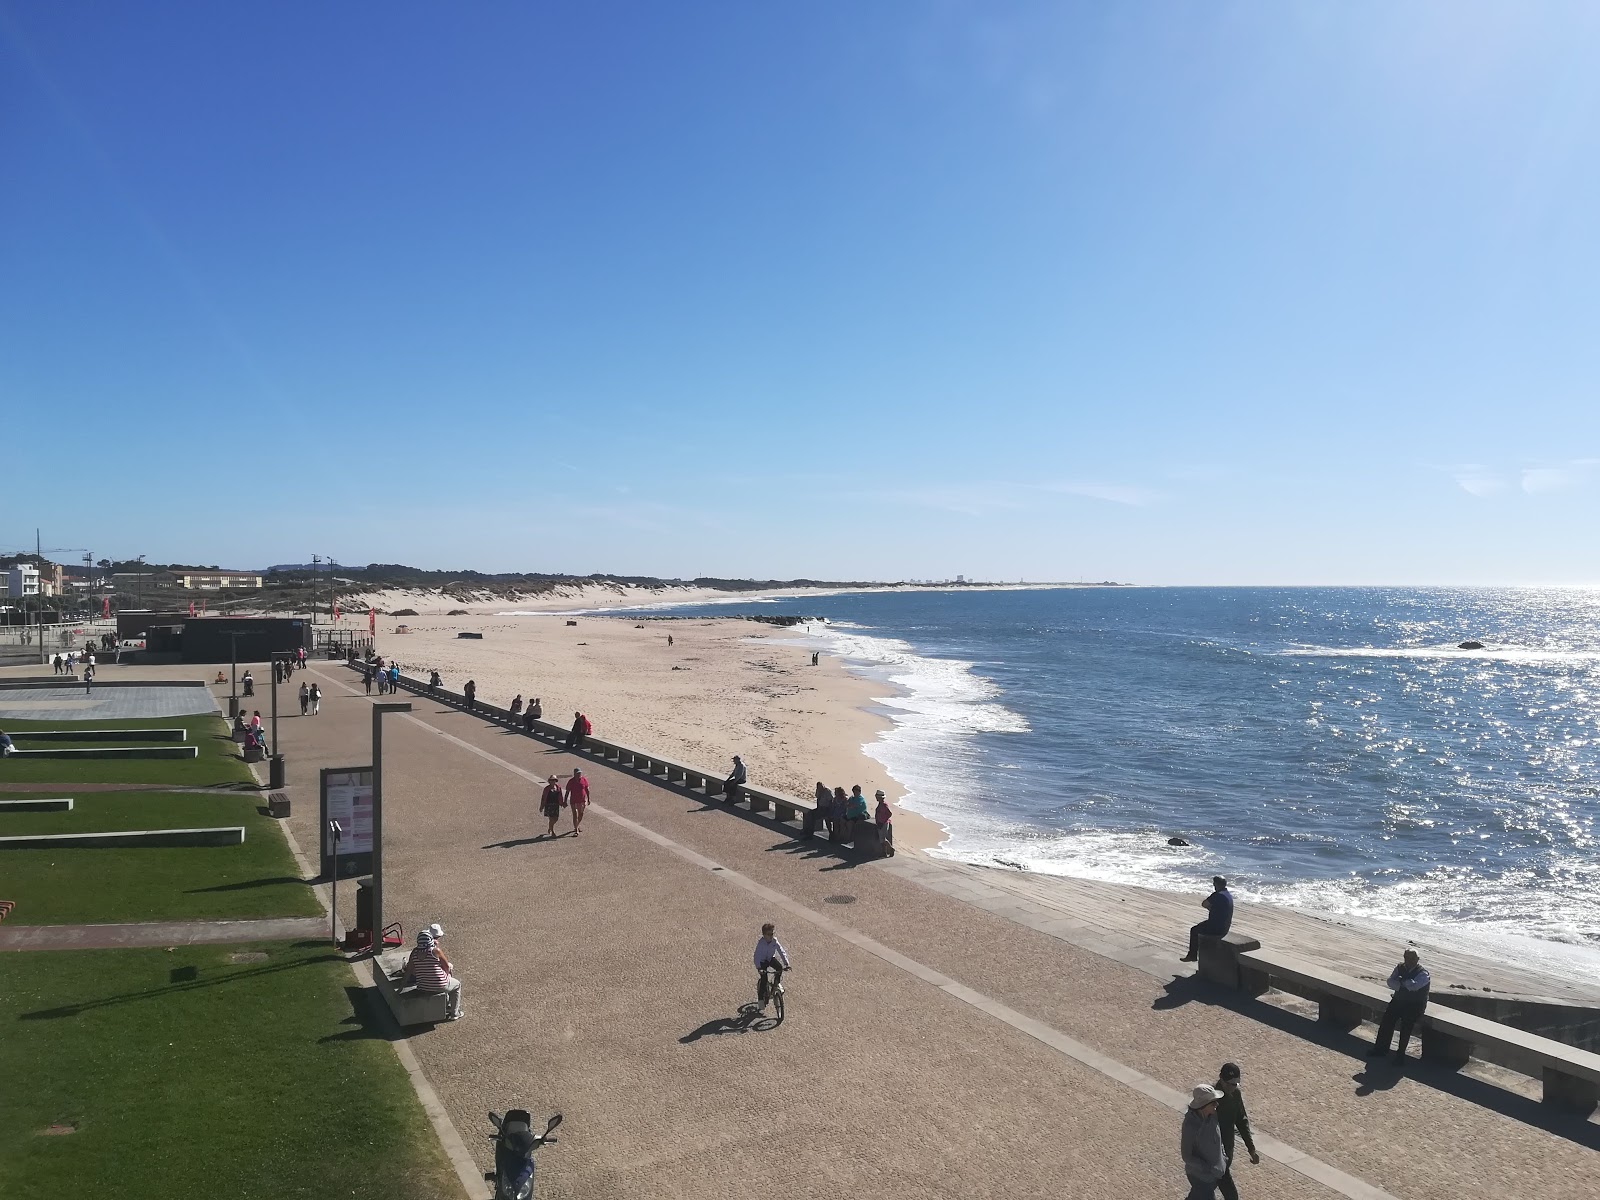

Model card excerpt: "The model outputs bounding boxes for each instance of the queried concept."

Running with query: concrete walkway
[238,660,1597,1200]
[0,917,326,951]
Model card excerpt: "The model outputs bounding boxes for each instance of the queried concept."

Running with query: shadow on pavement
[186,875,309,894]
[483,835,555,850]
[318,984,412,1044]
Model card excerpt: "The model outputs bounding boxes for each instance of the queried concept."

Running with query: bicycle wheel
[772,982,784,1021]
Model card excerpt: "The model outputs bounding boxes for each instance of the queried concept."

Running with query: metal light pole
[327,819,343,944]
[228,631,241,719]
[370,701,411,948]
[268,652,287,789]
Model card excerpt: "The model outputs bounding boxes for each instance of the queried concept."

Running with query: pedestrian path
[0,916,326,951]
[275,661,1600,1200]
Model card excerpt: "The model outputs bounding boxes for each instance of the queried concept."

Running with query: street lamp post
[228,631,242,719]
[268,652,288,789]
[370,701,411,948]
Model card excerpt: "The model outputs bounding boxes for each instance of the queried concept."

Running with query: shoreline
[366,612,948,854]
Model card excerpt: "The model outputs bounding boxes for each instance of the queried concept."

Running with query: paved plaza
[0,680,220,721]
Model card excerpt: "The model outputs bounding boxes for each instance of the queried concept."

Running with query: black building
[177,617,311,664]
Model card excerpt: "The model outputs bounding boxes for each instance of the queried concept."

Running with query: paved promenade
[251,659,1595,1200]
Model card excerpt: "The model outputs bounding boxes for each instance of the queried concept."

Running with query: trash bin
[268,754,286,789]
[355,876,375,932]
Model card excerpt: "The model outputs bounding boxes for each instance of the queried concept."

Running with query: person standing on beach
[299,681,310,715]
[1180,1085,1236,1200]
[1368,948,1430,1064]
[540,774,565,838]
[1181,877,1234,962]
[310,683,321,715]
[565,767,590,834]
[1215,1063,1260,1171]
[667,633,673,647]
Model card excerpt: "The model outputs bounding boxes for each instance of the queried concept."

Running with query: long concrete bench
[7,745,199,760]
[371,949,451,1026]
[1205,941,1600,1114]
[17,728,188,743]
[0,826,245,849]
[0,797,73,812]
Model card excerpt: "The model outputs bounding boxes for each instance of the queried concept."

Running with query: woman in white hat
[1180,1084,1235,1199]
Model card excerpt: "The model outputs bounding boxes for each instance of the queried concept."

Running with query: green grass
[0,713,255,786]
[0,942,461,1200]
[0,791,320,924]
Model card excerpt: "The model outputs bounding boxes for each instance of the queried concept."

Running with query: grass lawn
[0,941,462,1200]
[0,713,255,787]
[0,791,320,924]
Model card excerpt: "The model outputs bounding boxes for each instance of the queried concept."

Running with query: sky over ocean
[3,3,1600,583]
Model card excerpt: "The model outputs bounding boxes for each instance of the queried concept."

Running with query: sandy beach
[360,611,948,852]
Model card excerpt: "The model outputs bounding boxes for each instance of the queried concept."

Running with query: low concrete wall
[1432,993,1600,1056]
[0,797,73,812]
[0,826,245,849]
[9,745,199,760]
[18,728,188,743]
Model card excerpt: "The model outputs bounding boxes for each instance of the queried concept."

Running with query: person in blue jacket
[1181,876,1234,962]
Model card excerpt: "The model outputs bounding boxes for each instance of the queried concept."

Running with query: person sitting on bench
[402,925,463,1021]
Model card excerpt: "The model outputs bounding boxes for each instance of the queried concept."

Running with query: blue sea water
[581,587,1600,978]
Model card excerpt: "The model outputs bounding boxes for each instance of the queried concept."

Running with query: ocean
[627,586,1600,983]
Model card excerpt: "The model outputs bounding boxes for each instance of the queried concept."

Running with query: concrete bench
[371,950,451,1026]
[8,745,199,760]
[0,826,245,849]
[1236,947,1600,1114]
[0,797,73,813]
[17,728,187,743]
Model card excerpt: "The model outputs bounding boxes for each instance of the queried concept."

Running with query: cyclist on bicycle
[754,922,790,1011]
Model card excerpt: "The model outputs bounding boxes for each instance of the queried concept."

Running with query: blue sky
[3,3,1599,584]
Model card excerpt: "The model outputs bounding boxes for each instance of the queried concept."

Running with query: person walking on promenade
[723,755,747,802]
[362,664,373,695]
[1181,876,1234,962]
[464,680,477,711]
[1181,1085,1236,1200]
[1215,1063,1259,1170]
[567,710,590,751]
[309,683,321,715]
[565,767,590,834]
[388,663,399,692]
[83,664,94,694]
[874,790,895,856]
[299,681,310,715]
[1368,948,1431,1064]
[52,653,61,675]
[540,774,565,838]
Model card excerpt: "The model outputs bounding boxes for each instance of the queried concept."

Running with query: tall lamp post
[268,652,289,790]
[370,701,411,948]
[228,631,242,719]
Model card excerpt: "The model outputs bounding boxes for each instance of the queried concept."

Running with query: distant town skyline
[3,4,1599,585]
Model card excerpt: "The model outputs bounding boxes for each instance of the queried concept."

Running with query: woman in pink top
[565,767,590,835]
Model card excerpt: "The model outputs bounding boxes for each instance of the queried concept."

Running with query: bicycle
[756,964,787,1021]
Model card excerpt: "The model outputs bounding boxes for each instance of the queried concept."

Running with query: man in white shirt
[753,922,790,1012]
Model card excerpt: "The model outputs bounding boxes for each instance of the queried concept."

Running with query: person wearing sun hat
[401,925,463,1021]
[1180,1084,1236,1199]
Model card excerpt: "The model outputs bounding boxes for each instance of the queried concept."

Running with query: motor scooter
[486,1110,561,1200]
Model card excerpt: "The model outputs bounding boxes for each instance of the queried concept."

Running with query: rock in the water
[447,608,470,616]
[1458,641,1485,650]
[1167,837,1191,847]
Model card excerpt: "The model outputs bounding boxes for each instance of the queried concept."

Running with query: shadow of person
[482,836,545,850]
[1352,1064,1402,1097]
[1152,975,1206,1010]
[679,1015,749,1044]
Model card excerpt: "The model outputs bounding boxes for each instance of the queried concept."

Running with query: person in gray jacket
[1181,1084,1238,1200]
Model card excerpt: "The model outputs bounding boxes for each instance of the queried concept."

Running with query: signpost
[319,767,374,880]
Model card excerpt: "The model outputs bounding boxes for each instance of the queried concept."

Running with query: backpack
[580,715,592,734]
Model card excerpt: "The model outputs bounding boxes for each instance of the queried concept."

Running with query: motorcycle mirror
[544,1113,563,1135]
[487,1112,503,1130]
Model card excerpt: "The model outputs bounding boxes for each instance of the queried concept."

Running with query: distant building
[5,565,40,598]
[180,572,264,590]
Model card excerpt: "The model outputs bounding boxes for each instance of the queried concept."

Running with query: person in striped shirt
[402,925,463,1020]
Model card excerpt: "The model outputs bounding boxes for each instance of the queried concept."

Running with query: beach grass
[0,941,460,1200]
[0,713,255,787]
[0,791,319,925]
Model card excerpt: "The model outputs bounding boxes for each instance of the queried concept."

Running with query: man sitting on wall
[1180,876,1234,963]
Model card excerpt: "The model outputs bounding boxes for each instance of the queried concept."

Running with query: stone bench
[0,797,73,813]
[8,745,199,760]
[17,728,187,742]
[0,826,245,849]
[371,950,451,1026]
[1235,946,1600,1114]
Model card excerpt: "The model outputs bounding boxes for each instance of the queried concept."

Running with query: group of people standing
[362,657,400,695]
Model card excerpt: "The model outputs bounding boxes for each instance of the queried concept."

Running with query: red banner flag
[104,597,111,618]
[368,607,376,634]
[333,603,341,622]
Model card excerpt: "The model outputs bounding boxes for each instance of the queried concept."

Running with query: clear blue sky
[4,3,1598,584]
